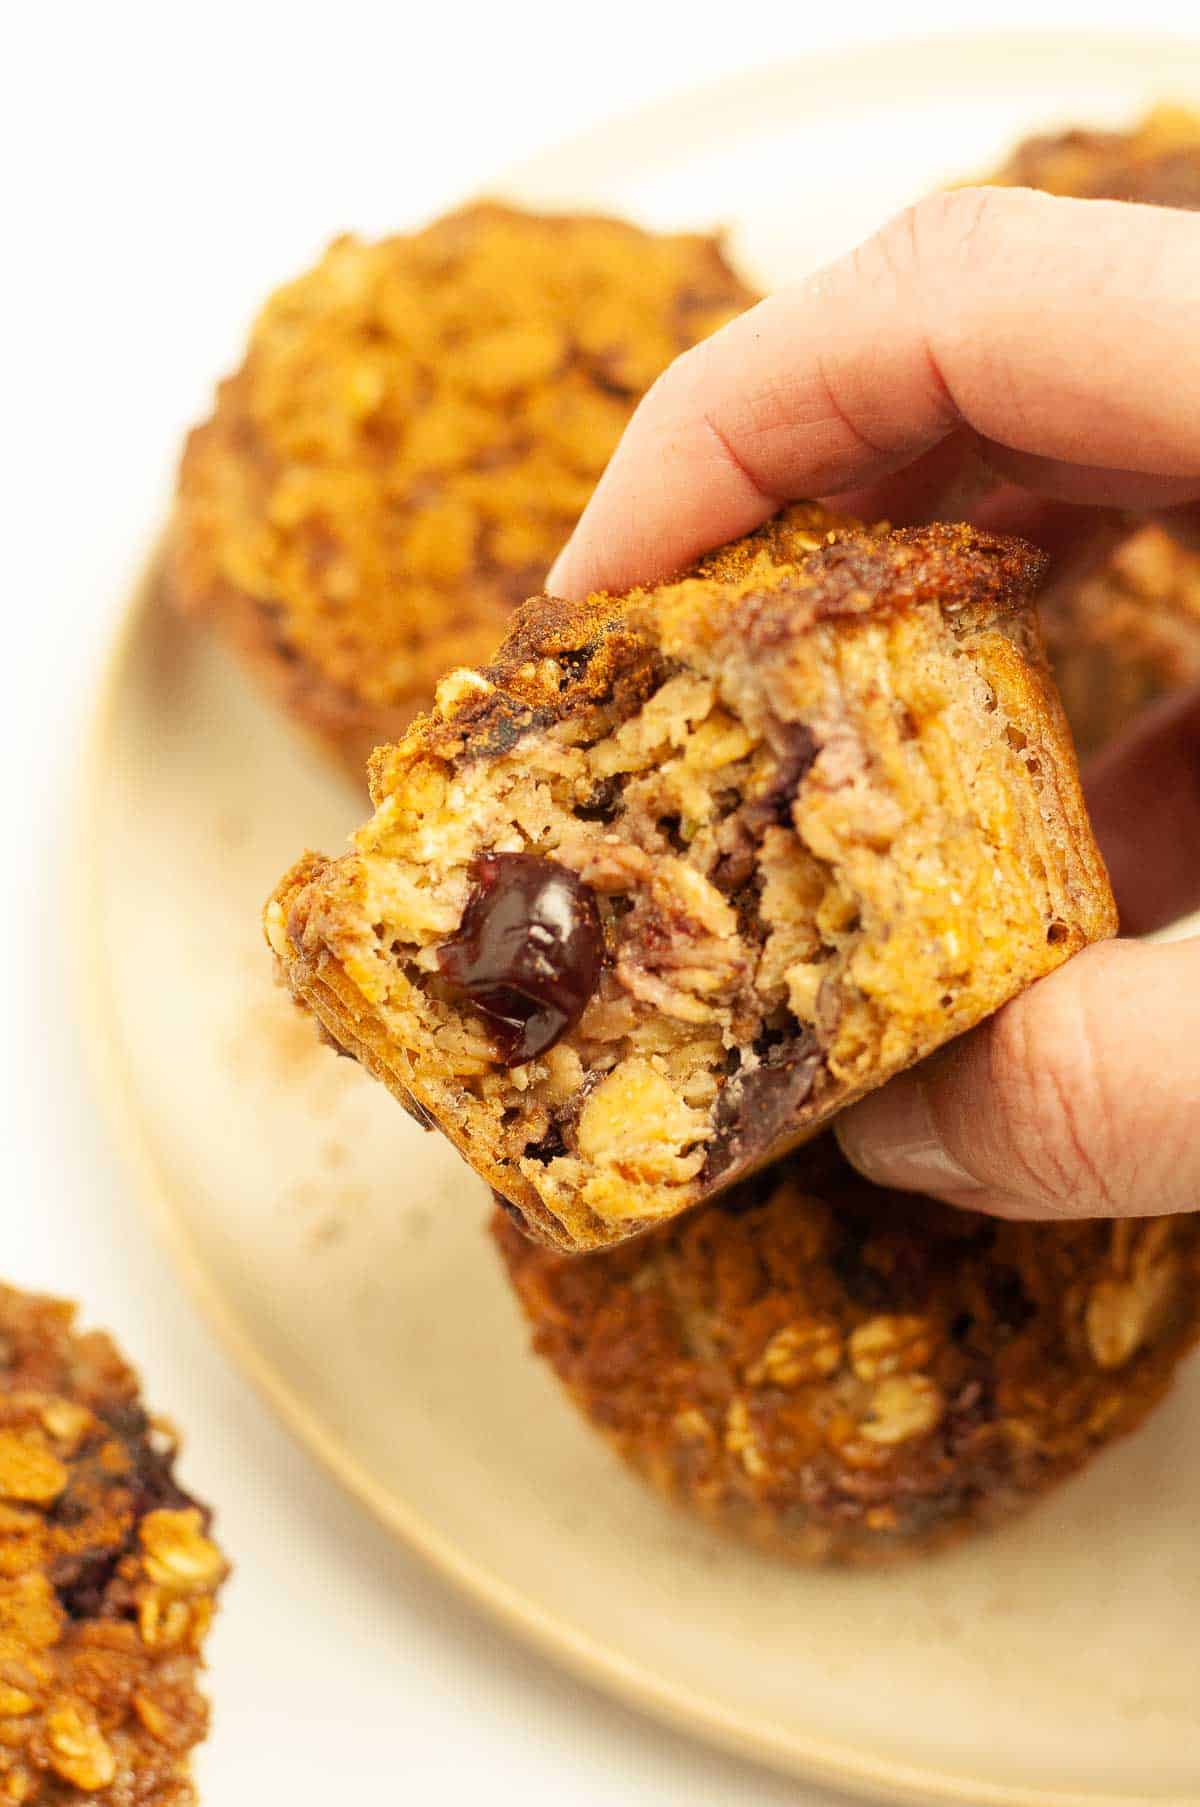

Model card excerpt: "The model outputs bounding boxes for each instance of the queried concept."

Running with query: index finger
[547,186,1200,598]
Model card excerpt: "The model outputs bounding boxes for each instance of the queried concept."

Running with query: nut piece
[132,1691,170,1741]
[433,668,495,715]
[45,1704,116,1792]
[140,1509,225,1594]
[672,1408,715,1446]
[0,1431,68,1505]
[745,1320,843,1387]
[137,1594,193,1651]
[848,1314,940,1382]
[38,1399,93,1453]
[1086,1255,1181,1370]
[857,1375,945,1446]
[724,1397,769,1478]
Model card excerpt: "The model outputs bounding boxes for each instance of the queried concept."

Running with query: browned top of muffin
[367,506,1047,801]
[494,1137,1200,1557]
[172,201,757,761]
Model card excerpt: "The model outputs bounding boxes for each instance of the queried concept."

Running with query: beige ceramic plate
[82,36,1200,1807]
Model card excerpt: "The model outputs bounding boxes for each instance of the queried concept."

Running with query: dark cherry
[437,853,604,1065]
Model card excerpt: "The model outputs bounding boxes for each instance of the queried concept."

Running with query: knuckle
[849,203,922,296]
[860,189,1001,299]
[909,185,1008,272]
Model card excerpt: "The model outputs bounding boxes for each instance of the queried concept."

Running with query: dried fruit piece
[438,854,604,1064]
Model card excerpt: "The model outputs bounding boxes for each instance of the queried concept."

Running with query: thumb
[835,939,1200,1219]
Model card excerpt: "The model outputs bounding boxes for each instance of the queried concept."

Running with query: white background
[4,3,1195,1800]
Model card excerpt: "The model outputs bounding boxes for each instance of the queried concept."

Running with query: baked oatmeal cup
[986,105,1200,752]
[494,1137,1200,1563]
[267,503,1115,1251]
[170,202,756,770]
[0,1283,227,1803]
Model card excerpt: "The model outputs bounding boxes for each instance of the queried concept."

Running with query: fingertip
[544,543,573,600]
[545,526,633,603]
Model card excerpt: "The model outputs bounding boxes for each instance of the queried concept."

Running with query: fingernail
[834,1073,982,1196]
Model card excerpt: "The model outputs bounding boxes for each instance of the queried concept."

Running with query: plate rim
[76,32,1200,1806]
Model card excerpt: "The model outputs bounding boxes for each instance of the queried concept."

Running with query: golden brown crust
[170,202,757,771]
[0,1285,227,1803]
[986,107,1200,751]
[366,514,1051,783]
[267,503,1116,1251]
[494,1138,1200,1564]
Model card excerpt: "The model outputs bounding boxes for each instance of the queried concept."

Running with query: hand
[548,186,1200,1222]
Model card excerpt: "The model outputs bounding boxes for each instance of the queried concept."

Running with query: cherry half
[437,853,604,1065]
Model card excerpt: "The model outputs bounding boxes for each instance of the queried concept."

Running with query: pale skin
[547,185,1200,1223]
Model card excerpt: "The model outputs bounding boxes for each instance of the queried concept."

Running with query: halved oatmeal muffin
[986,105,1200,753]
[494,1137,1200,1564]
[266,503,1116,1251]
[170,202,756,771]
[0,1283,227,1803]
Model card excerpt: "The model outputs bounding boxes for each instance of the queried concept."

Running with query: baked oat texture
[494,1137,1200,1564]
[170,202,757,770]
[987,105,1200,753]
[0,1284,227,1804]
[266,503,1117,1252]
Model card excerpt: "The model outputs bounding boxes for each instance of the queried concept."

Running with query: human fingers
[548,187,1200,598]
[835,938,1200,1220]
